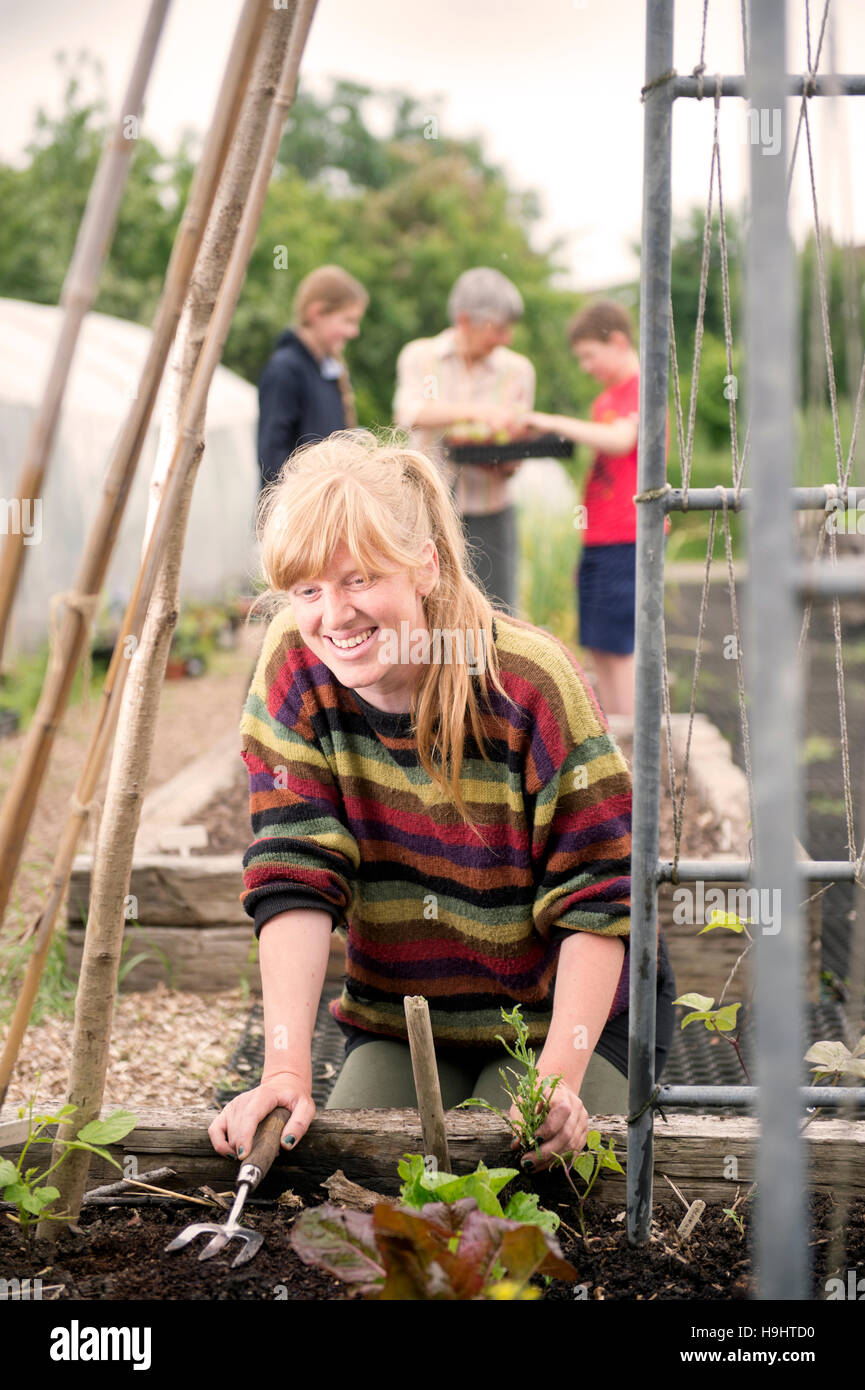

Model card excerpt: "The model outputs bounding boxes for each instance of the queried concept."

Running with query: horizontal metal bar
[657,859,860,883]
[673,74,865,98]
[664,485,862,512]
[656,1085,865,1108]
[799,561,865,598]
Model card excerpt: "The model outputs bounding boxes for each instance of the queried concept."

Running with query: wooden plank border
[2,1105,863,1205]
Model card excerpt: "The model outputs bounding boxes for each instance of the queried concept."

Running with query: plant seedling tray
[445,433,575,466]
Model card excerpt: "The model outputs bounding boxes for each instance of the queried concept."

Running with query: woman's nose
[321,588,356,630]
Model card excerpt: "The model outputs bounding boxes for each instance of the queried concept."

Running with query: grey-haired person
[393,267,535,614]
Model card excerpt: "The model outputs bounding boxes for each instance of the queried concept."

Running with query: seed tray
[445,433,575,466]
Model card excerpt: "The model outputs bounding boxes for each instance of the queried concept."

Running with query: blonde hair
[292,265,368,427]
[250,431,512,828]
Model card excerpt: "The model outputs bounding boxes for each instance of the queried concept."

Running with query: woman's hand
[508,1079,589,1172]
[207,1070,315,1160]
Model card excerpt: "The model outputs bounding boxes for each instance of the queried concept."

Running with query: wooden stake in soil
[404,996,451,1174]
[37,0,318,1237]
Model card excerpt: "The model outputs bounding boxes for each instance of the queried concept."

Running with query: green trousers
[325,1039,629,1115]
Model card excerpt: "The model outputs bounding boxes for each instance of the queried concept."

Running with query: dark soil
[2,1184,862,1302]
[0,1199,346,1302]
[190,767,249,855]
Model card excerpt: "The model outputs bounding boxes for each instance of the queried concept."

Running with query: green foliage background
[0,64,594,432]
[3,58,865,616]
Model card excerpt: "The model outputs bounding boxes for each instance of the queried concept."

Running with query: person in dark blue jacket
[257,265,368,489]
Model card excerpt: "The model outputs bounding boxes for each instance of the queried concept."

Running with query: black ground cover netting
[664,576,865,986]
[215,993,853,1109]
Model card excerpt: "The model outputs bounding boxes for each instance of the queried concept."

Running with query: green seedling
[803,1036,865,1084]
[674,992,741,1032]
[555,1129,624,1243]
[457,1004,562,1157]
[674,992,750,1083]
[722,1206,745,1237]
[397,1154,560,1236]
[1,1091,138,1257]
[699,909,749,935]
[722,1184,755,1239]
[801,1034,865,1132]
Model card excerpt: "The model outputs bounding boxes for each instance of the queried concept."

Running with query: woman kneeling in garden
[209,431,676,1169]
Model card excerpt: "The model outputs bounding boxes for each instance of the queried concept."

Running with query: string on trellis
[661,0,865,899]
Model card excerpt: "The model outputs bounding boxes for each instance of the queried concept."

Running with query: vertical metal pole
[627,0,674,1245]
[746,0,807,1299]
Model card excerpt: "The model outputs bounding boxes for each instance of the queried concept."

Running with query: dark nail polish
[237,1146,245,1157]
[282,1134,296,1147]
[522,1158,534,1172]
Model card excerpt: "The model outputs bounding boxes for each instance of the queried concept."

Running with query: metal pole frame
[627,0,860,1299]
[746,0,807,1300]
[627,0,674,1246]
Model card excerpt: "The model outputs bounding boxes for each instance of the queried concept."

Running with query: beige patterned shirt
[393,327,536,516]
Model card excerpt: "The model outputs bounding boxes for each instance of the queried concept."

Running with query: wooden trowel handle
[242,1106,292,1190]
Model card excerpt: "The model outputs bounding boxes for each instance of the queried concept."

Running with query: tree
[1,65,594,435]
[0,55,181,325]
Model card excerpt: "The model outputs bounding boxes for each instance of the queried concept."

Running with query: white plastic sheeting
[0,298,260,654]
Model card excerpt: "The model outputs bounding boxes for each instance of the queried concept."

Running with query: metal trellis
[628,0,865,1301]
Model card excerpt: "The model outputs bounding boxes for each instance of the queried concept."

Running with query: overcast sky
[2,0,864,288]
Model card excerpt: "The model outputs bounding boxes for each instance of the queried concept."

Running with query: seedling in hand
[457,1005,563,1158]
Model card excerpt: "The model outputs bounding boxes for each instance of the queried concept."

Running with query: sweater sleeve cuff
[251,892,343,939]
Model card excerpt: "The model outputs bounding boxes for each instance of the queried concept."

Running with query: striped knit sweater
[239,608,645,1052]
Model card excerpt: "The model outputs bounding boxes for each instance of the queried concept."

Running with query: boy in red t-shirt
[526,300,665,717]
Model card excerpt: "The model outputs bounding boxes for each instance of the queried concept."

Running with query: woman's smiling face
[288,540,438,713]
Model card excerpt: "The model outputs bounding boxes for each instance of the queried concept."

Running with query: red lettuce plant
[290,1195,577,1300]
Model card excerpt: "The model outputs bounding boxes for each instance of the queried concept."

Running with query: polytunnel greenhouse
[0,297,259,654]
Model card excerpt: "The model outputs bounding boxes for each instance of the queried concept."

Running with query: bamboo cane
[0,0,173,670]
[0,0,269,942]
[35,0,318,1232]
[0,0,270,1109]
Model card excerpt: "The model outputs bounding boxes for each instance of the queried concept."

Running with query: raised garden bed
[3,1096,863,1302]
[2,1163,862,1301]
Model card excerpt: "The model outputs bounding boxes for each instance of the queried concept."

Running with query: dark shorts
[578,542,637,655]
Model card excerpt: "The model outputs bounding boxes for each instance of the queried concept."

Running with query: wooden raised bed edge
[2,1105,863,1206]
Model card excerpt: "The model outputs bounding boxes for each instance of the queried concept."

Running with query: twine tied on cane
[48,589,101,712]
